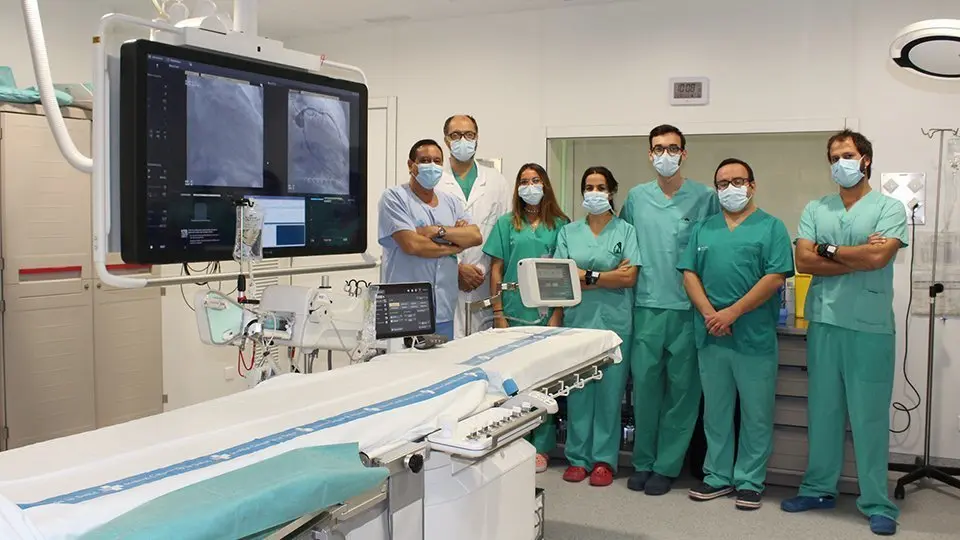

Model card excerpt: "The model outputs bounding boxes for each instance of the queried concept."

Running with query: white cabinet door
[93,279,163,427]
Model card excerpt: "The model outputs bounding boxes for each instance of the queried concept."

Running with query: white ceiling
[103,0,636,39]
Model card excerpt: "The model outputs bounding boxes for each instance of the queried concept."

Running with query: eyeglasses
[447,131,477,141]
[651,144,683,157]
[715,178,751,190]
[519,177,543,186]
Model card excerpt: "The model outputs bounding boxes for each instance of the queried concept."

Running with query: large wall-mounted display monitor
[119,40,368,264]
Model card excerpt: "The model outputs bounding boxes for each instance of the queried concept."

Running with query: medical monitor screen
[119,40,368,264]
[536,262,575,302]
[375,283,435,340]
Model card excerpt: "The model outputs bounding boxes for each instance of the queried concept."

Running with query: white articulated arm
[21,0,93,172]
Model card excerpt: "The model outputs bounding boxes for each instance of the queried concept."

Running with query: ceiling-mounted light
[890,19,960,79]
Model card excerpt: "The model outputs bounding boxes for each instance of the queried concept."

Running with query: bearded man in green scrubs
[619,124,720,495]
[780,130,906,537]
[678,158,794,511]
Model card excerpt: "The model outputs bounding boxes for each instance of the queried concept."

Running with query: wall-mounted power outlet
[224,366,235,381]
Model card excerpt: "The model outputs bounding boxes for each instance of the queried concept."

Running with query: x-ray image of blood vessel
[288,91,351,195]
[185,74,265,188]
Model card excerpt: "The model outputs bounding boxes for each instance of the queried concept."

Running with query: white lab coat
[437,162,512,338]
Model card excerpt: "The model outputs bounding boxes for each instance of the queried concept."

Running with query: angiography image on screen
[186,73,265,188]
[287,91,351,195]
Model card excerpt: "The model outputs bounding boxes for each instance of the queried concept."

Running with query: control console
[427,391,558,458]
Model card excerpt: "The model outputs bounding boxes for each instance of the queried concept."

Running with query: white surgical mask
[415,163,443,189]
[653,153,681,178]
[451,139,477,162]
[718,185,751,213]
[519,184,544,206]
[582,192,612,215]
[831,158,864,188]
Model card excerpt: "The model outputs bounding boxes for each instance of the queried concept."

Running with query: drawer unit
[778,334,808,367]
[770,427,858,479]
[776,368,809,398]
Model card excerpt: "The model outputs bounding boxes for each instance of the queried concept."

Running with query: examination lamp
[890,19,960,79]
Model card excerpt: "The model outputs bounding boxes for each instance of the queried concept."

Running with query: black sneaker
[689,482,734,501]
[644,473,673,496]
[627,470,652,492]
[736,489,762,510]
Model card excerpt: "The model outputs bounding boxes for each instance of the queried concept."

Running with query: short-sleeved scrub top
[677,209,795,355]
[483,214,568,325]
[620,180,720,311]
[378,184,471,323]
[554,217,642,338]
[796,191,908,335]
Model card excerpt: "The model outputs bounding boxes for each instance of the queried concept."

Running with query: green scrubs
[555,216,642,472]
[483,212,568,454]
[677,209,795,492]
[796,191,907,520]
[454,162,479,201]
[620,179,720,478]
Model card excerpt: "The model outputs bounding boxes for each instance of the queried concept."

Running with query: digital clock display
[674,82,703,99]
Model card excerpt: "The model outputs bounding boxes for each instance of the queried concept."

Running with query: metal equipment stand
[895,127,960,500]
[464,283,517,337]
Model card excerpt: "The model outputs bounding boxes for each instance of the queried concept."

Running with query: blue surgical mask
[718,185,750,213]
[519,184,544,206]
[415,163,443,189]
[582,192,612,215]
[653,153,681,178]
[451,139,477,162]
[831,158,864,188]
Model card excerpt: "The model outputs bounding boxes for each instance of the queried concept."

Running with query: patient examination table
[0,327,622,540]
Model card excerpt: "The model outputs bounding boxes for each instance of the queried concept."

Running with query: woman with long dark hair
[556,166,641,487]
[483,162,570,472]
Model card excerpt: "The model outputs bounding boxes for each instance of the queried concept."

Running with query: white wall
[286,0,960,459]
[0,0,113,87]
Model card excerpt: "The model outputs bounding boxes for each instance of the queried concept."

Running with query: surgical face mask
[718,185,751,213]
[451,139,477,162]
[653,153,681,178]
[519,184,544,206]
[582,192,612,215]
[415,163,443,189]
[831,158,864,188]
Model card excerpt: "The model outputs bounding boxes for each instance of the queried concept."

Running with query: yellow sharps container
[794,273,812,319]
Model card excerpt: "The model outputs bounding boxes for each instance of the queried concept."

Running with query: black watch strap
[585,271,600,285]
[817,243,838,259]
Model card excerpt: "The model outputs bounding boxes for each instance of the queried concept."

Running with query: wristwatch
[816,243,838,259]
[585,270,601,286]
[436,226,447,239]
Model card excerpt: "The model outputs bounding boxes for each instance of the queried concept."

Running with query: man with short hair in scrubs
[378,139,483,340]
[619,124,720,496]
[780,130,906,537]
[679,158,794,511]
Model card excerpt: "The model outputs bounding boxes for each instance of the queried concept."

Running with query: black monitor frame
[374,282,436,340]
[119,39,368,264]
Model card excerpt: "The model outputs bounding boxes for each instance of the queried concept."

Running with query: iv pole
[894,127,960,500]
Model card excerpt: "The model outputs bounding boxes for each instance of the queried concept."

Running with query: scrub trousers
[565,339,631,472]
[798,322,899,520]
[631,307,700,478]
[699,345,777,492]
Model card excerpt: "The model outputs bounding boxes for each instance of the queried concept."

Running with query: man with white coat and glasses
[437,114,512,338]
